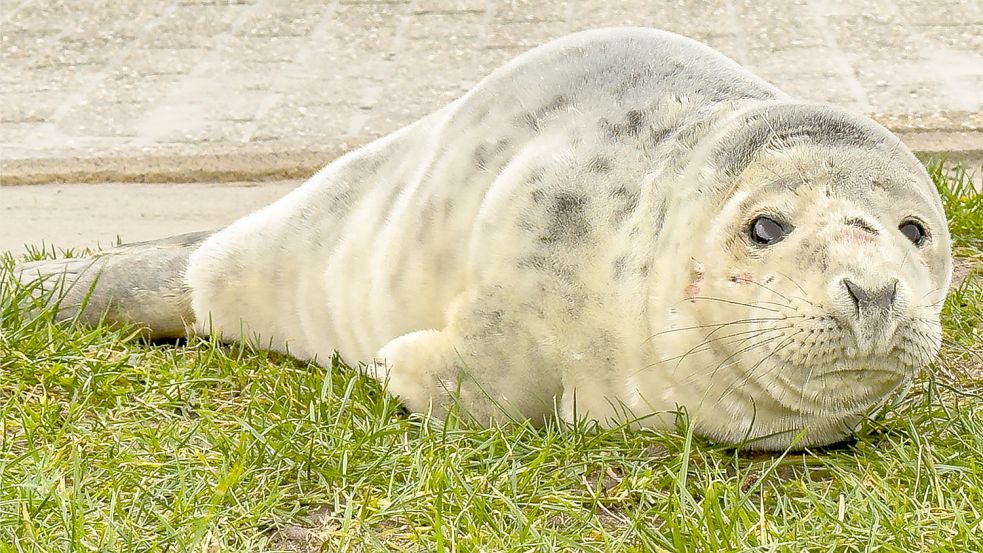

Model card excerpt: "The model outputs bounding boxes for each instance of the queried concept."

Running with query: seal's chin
[755,314,935,418]
[774,361,911,417]
[696,362,912,451]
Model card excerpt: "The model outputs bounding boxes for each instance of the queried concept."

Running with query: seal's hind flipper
[13,231,213,339]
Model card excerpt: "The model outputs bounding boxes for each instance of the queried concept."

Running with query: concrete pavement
[1,181,299,254]
[2,0,982,251]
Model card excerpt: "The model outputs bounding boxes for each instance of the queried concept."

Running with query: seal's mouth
[815,365,908,379]
[772,359,911,417]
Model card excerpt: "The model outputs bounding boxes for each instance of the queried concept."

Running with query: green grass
[1,163,981,552]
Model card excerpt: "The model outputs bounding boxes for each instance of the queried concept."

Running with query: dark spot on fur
[520,113,539,130]
[829,167,854,187]
[610,186,629,199]
[603,110,646,139]
[540,193,590,245]
[638,263,649,277]
[871,178,896,191]
[618,71,642,92]
[518,254,550,272]
[651,199,668,240]
[816,251,830,272]
[614,64,663,97]
[648,126,673,147]
[473,145,488,169]
[543,94,569,111]
[473,138,512,173]
[587,156,612,173]
[531,188,546,203]
[613,256,627,279]
[610,186,640,226]
[322,188,355,216]
[674,120,709,149]
[517,95,569,131]
[561,289,588,315]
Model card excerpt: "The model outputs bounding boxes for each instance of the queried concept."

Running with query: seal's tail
[11,231,213,339]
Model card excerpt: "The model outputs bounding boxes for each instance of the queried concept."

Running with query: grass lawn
[1,163,980,552]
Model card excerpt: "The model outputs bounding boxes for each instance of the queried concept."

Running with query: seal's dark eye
[749,216,788,246]
[899,220,927,246]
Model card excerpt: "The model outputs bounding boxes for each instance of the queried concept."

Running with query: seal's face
[682,146,952,447]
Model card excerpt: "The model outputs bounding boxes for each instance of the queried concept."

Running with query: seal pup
[14,28,953,450]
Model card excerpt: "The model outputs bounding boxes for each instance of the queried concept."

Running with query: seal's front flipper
[372,324,562,426]
[12,231,213,339]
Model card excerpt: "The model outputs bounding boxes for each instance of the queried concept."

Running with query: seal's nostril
[842,278,863,313]
[842,278,898,313]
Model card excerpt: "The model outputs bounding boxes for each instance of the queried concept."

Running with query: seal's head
[657,105,952,449]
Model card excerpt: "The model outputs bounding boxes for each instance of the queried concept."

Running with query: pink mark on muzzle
[685,274,704,299]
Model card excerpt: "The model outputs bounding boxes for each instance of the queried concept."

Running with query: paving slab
[0,181,298,254]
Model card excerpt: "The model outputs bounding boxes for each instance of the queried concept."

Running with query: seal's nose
[842,278,898,314]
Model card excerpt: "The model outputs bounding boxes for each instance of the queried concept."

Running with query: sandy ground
[0,181,299,255]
